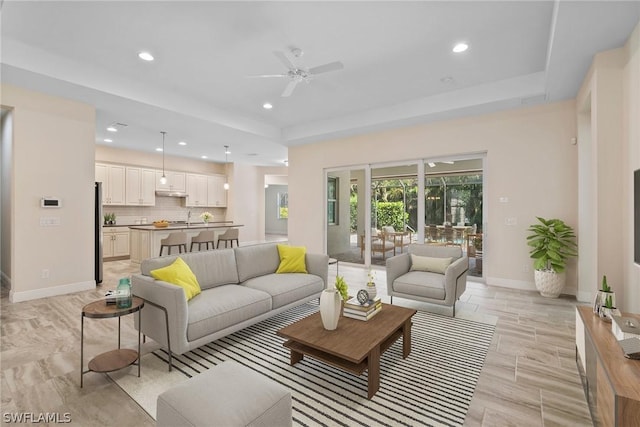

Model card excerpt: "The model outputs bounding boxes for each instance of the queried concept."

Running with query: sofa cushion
[234,244,281,283]
[392,271,446,300]
[186,285,272,342]
[410,254,453,274]
[243,273,324,309]
[150,257,201,301]
[141,250,239,291]
[276,244,308,274]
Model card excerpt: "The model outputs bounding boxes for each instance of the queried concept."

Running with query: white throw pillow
[410,254,453,274]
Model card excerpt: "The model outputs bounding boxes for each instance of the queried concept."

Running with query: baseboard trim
[486,276,536,291]
[9,280,95,303]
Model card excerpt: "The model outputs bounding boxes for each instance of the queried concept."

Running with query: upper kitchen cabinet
[185,173,208,207]
[156,170,186,192]
[207,175,227,207]
[126,167,156,206]
[95,163,125,205]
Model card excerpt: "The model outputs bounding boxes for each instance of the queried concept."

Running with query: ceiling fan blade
[309,61,344,75]
[273,51,296,70]
[245,74,288,78]
[281,80,299,97]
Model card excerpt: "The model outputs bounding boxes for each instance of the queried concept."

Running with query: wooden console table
[575,306,640,426]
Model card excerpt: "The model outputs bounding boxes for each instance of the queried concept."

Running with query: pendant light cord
[161,131,166,176]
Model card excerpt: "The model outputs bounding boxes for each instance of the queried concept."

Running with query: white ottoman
[157,361,292,427]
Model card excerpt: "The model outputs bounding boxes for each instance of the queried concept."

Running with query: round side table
[80,296,144,387]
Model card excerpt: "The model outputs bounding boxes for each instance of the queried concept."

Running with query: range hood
[155,190,188,198]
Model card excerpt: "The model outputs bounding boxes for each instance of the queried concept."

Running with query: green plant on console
[526,217,577,273]
[334,276,349,301]
[604,294,615,309]
[601,275,611,292]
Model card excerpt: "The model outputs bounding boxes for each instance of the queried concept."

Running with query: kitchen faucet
[187,210,192,225]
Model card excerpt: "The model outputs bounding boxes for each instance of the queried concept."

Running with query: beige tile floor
[1,256,592,426]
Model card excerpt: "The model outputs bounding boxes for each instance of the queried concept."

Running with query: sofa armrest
[386,253,411,294]
[305,253,329,288]
[444,256,469,300]
[131,274,189,354]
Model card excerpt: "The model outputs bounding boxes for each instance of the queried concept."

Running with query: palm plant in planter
[526,217,577,298]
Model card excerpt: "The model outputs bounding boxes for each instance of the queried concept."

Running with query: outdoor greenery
[348,174,483,232]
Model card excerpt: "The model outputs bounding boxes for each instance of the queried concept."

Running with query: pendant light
[159,131,167,185]
[223,145,230,190]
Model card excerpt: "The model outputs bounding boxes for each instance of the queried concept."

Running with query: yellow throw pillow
[150,257,201,301]
[276,244,308,274]
[410,254,453,274]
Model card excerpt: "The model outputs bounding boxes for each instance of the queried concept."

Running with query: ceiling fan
[248,47,344,97]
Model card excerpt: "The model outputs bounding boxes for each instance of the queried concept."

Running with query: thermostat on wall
[41,197,61,208]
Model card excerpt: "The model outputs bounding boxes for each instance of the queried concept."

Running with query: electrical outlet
[41,269,50,279]
[522,264,530,273]
[505,217,517,226]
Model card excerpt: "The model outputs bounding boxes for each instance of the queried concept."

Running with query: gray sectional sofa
[131,243,328,367]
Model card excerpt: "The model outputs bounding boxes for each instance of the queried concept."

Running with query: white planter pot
[534,269,565,298]
[319,289,341,330]
[366,284,377,301]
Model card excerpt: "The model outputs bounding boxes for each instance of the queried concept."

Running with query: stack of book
[343,295,382,321]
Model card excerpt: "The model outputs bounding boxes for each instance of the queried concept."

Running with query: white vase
[366,283,377,301]
[534,269,565,298]
[319,289,341,330]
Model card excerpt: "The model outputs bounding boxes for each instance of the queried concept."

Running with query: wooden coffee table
[277,303,416,399]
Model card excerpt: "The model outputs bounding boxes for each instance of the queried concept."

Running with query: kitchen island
[128,222,243,263]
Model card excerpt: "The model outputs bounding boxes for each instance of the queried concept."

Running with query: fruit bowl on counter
[153,220,170,228]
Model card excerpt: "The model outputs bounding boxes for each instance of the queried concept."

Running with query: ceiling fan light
[263,102,273,110]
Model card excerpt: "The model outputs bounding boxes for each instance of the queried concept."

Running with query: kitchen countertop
[128,222,243,231]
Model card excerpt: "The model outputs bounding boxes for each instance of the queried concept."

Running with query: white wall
[2,84,96,302]
[624,21,640,313]
[289,100,579,293]
[576,21,640,313]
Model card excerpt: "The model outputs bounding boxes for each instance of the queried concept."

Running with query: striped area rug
[130,302,494,427]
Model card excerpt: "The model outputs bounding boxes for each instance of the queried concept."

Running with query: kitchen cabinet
[95,163,126,205]
[186,174,208,207]
[126,167,156,206]
[129,229,150,263]
[103,227,130,259]
[207,175,227,207]
[156,171,186,192]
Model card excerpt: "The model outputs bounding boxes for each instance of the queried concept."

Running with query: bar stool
[190,230,215,252]
[217,228,239,248]
[159,232,188,256]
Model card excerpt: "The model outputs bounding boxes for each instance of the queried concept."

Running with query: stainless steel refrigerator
[95,182,103,284]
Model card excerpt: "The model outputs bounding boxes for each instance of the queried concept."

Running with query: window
[277,192,288,219]
[328,177,338,225]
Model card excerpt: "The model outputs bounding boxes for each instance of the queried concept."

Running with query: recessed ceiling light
[178,141,187,146]
[106,126,117,132]
[138,51,154,61]
[452,42,468,53]
[263,102,273,110]
[155,147,163,152]
[440,76,454,84]
[103,138,113,143]
[201,155,208,159]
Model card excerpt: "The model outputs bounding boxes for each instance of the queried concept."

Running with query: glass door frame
[324,152,487,279]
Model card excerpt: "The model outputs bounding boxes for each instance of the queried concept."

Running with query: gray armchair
[386,244,469,316]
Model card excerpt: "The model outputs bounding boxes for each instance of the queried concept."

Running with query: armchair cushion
[391,271,446,300]
[410,254,453,274]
